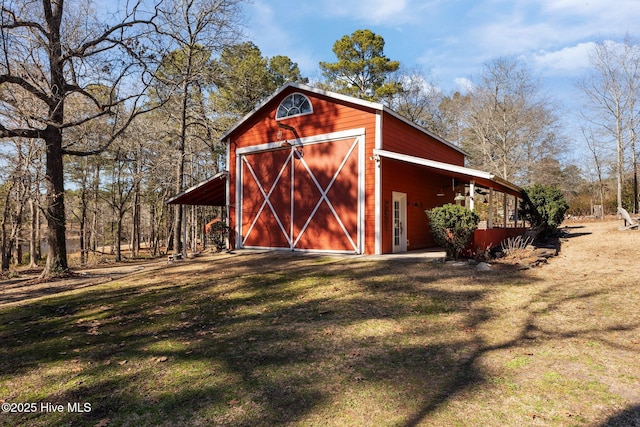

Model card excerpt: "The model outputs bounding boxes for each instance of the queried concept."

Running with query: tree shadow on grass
[0,252,634,426]
[597,405,640,427]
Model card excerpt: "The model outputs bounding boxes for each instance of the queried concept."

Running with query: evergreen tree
[319,29,401,101]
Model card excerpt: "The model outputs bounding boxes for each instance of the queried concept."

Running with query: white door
[392,191,407,253]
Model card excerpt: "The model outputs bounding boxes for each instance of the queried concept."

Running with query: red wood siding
[226,86,471,255]
[381,113,464,165]
[230,91,376,151]
[363,113,379,254]
[377,113,469,253]
[381,158,458,253]
[473,228,528,252]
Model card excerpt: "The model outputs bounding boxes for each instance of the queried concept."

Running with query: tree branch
[61,101,163,157]
[0,6,48,36]
[0,74,50,104]
[0,123,40,139]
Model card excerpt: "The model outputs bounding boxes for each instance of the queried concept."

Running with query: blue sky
[243,0,640,98]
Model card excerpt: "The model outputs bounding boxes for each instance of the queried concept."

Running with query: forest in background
[1,0,639,274]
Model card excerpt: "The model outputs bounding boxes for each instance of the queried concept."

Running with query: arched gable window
[276,93,312,120]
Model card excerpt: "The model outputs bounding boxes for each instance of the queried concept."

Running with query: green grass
[0,251,638,426]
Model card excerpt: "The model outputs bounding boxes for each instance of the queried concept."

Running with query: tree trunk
[29,199,38,268]
[150,202,157,257]
[172,47,194,257]
[91,164,100,252]
[632,133,638,214]
[115,211,123,262]
[35,204,41,261]
[13,207,22,266]
[131,181,140,257]
[79,184,87,265]
[172,193,183,256]
[1,188,11,271]
[43,127,69,275]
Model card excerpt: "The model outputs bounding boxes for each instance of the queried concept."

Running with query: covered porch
[373,149,527,253]
[166,171,230,257]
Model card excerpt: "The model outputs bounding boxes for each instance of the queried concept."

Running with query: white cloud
[453,77,474,93]
[539,0,640,24]
[476,21,559,54]
[532,42,595,75]
[243,2,286,48]
[466,0,640,61]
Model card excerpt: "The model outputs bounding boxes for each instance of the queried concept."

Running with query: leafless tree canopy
[0,0,167,274]
[0,0,167,153]
[578,37,640,212]
[459,57,564,186]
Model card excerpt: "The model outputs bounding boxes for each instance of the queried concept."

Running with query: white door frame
[392,191,407,253]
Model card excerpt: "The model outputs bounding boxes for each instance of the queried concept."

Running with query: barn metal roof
[373,149,522,197]
[165,171,227,206]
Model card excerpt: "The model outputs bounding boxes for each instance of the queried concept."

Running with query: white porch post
[374,112,383,255]
[469,180,475,211]
[235,153,242,249]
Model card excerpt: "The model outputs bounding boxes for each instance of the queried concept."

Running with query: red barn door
[238,132,363,253]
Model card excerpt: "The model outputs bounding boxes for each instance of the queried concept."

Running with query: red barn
[168,83,526,255]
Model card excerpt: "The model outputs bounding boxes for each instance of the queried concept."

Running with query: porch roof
[373,149,522,197]
[166,171,227,206]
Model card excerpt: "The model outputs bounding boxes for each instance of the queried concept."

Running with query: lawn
[0,220,638,426]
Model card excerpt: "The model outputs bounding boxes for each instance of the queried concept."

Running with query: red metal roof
[166,171,227,206]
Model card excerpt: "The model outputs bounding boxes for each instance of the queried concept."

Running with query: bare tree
[0,137,41,270]
[438,91,471,148]
[579,38,640,212]
[383,66,445,134]
[620,39,640,213]
[155,0,243,257]
[0,0,163,276]
[581,126,608,216]
[460,56,563,186]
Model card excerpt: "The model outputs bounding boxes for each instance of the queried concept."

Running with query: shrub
[519,184,569,237]
[207,221,230,252]
[426,204,480,260]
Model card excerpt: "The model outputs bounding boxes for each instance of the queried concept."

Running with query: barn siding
[224,85,511,256]
[377,112,466,253]
[381,158,461,253]
[228,87,377,253]
[381,113,465,166]
[473,227,528,252]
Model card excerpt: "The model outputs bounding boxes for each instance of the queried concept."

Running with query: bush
[426,204,480,260]
[519,184,569,237]
[207,221,230,252]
